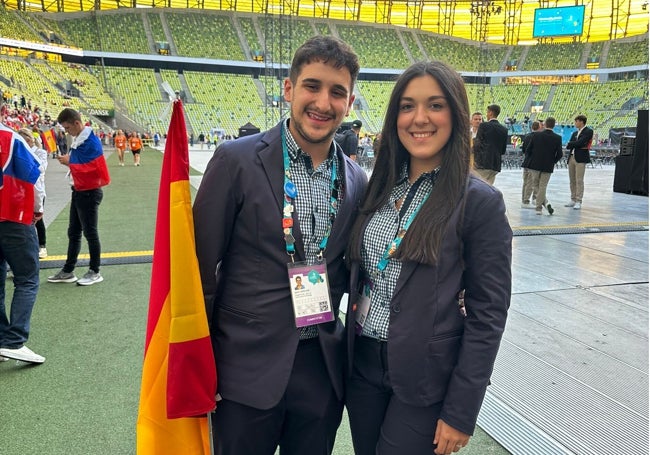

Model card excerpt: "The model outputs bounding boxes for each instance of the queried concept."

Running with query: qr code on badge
[319,301,328,311]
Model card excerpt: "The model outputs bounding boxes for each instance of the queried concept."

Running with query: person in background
[128,131,143,167]
[47,108,110,286]
[0,124,46,364]
[526,117,564,216]
[56,129,67,157]
[114,130,127,166]
[337,119,362,161]
[18,128,48,259]
[472,104,508,185]
[469,111,483,168]
[193,36,367,455]
[345,61,512,455]
[565,114,593,210]
[520,120,541,209]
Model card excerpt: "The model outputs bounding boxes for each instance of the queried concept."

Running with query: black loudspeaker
[614,155,634,193]
[620,136,636,156]
[630,109,649,195]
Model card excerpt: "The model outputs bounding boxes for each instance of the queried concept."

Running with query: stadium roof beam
[610,0,631,39]
[503,0,521,45]
[405,0,423,29]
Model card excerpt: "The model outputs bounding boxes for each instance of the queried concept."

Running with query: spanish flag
[40,128,57,154]
[136,100,216,455]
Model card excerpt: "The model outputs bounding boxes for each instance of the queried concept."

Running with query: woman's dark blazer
[346,174,512,435]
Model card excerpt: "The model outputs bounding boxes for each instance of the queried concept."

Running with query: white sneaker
[77,270,103,286]
[521,203,534,209]
[573,202,582,210]
[39,247,48,259]
[564,201,576,207]
[0,346,45,364]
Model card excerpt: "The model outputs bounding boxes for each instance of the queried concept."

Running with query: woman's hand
[433,419,470,455]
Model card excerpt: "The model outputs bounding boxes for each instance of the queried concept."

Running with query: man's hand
[57,154,70,166]
[33,212,43,222]
[433,419,470,455]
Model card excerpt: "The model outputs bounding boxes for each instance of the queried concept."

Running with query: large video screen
[533,5,586,38]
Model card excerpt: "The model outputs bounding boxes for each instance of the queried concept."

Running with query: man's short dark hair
[487,104,501,118]
[289,36,360,90]
[57,108,82,124]
[531,121,541,131]
[544,117,556,129]
[574,114,587,124]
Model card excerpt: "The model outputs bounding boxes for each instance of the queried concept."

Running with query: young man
[473,104,508,185]
[0,124,46,364]
[193,36,367,455]
[565,114,593,209]
[48,108,110,286]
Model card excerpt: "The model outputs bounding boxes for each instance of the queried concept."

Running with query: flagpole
[208,412,215,455]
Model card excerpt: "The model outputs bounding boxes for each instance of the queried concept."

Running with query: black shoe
[546,203,554,215]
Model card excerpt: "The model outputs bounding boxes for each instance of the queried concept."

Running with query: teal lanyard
[281,128,338,262]
[376,187,431,273]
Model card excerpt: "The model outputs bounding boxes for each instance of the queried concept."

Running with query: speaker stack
[613,110,648,195]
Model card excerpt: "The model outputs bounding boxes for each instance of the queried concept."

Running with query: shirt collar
[397,162,441,185]
[283,118,336,165]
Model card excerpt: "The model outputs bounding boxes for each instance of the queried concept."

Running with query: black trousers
[64,188,103,273]
[212,338,343,455]
[346,336,443,455]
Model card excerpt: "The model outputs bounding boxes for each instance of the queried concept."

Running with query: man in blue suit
[193,36,367,455]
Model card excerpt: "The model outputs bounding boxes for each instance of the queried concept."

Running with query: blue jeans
[64,188,103,273]
[0,221,40,349]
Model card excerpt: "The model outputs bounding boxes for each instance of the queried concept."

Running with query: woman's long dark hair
[347,61,471,265]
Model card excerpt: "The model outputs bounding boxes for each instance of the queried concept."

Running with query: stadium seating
[522,43,584,71]
[0,8,42,42]
[337,24,410,69]
[238,17,262,57]
[401,30,425,61]
[147,12,167,45]
[165,12,244,60]
[606,38,649,68]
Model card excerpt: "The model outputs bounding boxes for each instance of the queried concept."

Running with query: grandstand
[0,4,646,140]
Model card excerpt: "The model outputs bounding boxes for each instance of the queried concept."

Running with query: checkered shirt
[284,120,343,339]
[360,165,439,340]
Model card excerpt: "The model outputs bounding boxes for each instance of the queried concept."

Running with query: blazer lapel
[258,124,305,261]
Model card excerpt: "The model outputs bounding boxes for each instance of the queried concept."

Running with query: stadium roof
[3,0,648,44]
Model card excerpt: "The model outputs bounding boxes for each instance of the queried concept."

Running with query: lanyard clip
[287,252,295,263]
[316,250,324,262]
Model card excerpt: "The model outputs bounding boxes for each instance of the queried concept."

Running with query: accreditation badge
[287,261,334,328]
[354,281,372,335]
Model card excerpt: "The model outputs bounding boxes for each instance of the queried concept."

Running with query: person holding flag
[193,36,367,455]
[47,108,110,286]
[0,124,46,364]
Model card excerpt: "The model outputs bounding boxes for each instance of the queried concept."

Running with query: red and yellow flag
[40,128,57,154]
[136,100,217,455]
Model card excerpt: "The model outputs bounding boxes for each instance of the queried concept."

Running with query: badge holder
[287,261,334,328]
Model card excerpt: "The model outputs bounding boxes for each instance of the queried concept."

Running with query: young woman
[345,61,512,455]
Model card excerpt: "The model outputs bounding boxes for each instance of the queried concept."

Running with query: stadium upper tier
[0,8,647,72]
[2,0,647,44]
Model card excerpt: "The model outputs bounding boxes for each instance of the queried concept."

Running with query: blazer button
[391,304,401,313]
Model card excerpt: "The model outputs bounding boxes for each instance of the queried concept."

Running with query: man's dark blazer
[193,122,368,410]
[472,119,509,172]
[527,129,564,173]
[566,126,594,164]
[520,130,536,169]
[346,175,511,435]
